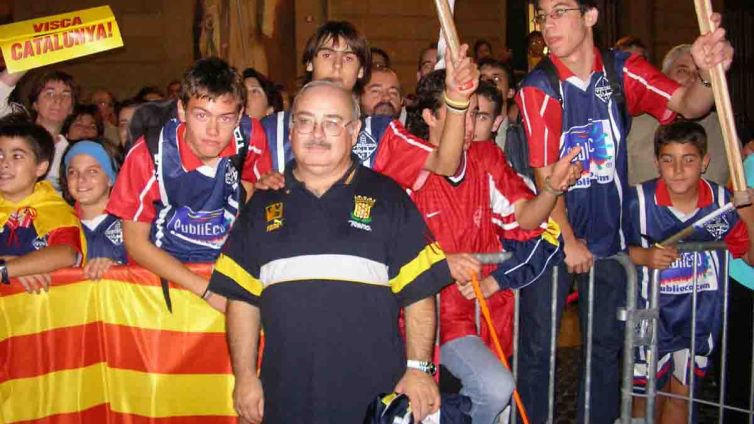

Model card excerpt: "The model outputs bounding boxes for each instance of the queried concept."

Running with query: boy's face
[473,95,503,141]
[178,94,242,165]
[656,142,710,197]
[66,154,111,207]
[307,37,364,91]
[538,0,597,60]
[0,137,48,203]
[33,80,74,126]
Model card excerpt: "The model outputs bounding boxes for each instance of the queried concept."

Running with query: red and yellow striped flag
[0,265,237,423]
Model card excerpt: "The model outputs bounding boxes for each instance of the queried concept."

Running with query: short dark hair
[654,121,708,157]
[476,80,504,117]
[180,57,246,111]
[62,104,104,141]
[242,68,283,112]
[301,21,371,86]
[0,122,55,172]
[406,70,446,140]
[477,57,513,87]
[370,47,391,69]
[136,86,164,102]
[536,0,597,8]
[29,70,78,106]
[115,98,143,117]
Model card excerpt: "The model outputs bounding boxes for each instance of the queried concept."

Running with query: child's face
[0,136,48,203]
[67,114,98,141]
[655,141,710,197]
[66,154,110,207]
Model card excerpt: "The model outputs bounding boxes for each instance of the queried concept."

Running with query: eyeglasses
[532,7,582,24]
[292,115,354,137]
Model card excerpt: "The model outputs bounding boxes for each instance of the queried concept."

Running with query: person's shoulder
[261,110,289,129]
[357,165,409,198]
[519,66,559,96]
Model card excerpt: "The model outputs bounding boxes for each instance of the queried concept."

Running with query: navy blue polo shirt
[209,156,450,423]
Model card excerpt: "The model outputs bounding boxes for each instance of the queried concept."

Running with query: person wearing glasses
[106,57,271,312]
[515,0,734,422]
[211,80,451,423]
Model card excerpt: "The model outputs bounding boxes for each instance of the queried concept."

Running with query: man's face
[67,114,99,141]
[538,0,595,60]
[244,77,271,119]
[92,90,114,120]
[34,80,74,126]
[475,44,492,61]
[360,70,402,118]
[655,142,709,197]
[0,136,47,203]
[480,65,511,99]
[117,105,137,146]
[167,82,182,100]
[666,52,698,88]
[179,94,242,164]
[417,48,438,81]
[307,37,363,91]
[291,85,359,171]
[473,95,503,141]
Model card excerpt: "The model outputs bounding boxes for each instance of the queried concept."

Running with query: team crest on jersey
[32,234,48,250]
[594,75,613,104]
[265,202,284,232]
[225,165,239,186]
[105,220,123,245]
[562,119,616,188]
[660,251,717,294]
[349,195,376,232]
[703,215,730,239]
[354,131,378,162]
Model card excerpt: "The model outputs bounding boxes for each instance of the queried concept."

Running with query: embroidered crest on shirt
[105,220,123,245]
[561,119,616,188]
[594,75,613,104]
[224,164,239,187]
[703,215,729,239]
[349,195,376,232]
[32,234,48,250]
[353,131,378,162]
[265,202,284,232]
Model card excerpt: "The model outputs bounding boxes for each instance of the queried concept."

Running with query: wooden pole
[693,0,750,206]
[433,0,460,61]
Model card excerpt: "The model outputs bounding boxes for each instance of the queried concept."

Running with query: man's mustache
[303,140,332,149]
[373,101,398,116]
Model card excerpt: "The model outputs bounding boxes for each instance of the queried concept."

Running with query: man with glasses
[107,57,270,312]
[211,80,450,423]
[516,0,733,422]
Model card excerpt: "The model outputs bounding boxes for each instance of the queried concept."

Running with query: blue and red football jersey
[516,49,680,257]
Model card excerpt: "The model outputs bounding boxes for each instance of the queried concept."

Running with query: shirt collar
[549,47,603,81]
[655,178,713,208]
[176,122,238,172]
[284,153,360,192]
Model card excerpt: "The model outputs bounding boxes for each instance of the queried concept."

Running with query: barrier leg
[548,267,558,424]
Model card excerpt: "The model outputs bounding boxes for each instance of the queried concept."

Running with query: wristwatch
[406,359,437,376]
[0,259,9,284]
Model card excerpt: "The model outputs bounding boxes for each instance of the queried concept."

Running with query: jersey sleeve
[209,199,262,305]
[372,120,434,190]
[241,118,272,183]
[515,87,563,168]
[47,226,83,257]
[106,139,160,223]
[623,187,644,247]
[724,220,750,258]
[623,54,680,124]
[388,192,451,306]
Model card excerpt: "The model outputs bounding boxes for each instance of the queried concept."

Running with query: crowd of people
[1,0,754,423]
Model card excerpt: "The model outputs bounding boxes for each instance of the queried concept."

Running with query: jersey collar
[549,47,604,81]
[176,122,238,172]
[655,178,714,208]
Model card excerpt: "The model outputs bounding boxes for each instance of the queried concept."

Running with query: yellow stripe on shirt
[389,242,446,294]
[214,254,264,296]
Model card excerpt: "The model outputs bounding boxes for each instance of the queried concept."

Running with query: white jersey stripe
[259,254,389,287]
[624,68,673,100]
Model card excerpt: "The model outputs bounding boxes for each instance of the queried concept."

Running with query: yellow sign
[0,6,124,73]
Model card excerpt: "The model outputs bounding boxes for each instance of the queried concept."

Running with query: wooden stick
[433,0,460,61]
[693,0,750,206]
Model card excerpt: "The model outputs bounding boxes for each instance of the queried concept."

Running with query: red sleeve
[475,141,536,206]
[724,220,750,258]
[623,54,680,124]
[47,226,82,255]
[515,87,562,168]
[241,118,272,183]
[106,139,160,223]
[372,120,433,190]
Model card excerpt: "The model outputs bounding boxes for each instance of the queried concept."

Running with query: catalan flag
[0,265,236,423]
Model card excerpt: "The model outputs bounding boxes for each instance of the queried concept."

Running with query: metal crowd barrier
[620,241,754,424]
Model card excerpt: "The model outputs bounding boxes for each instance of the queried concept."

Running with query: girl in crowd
[62,104,103,142]
[242,68,283,119]
[61,140,126,279]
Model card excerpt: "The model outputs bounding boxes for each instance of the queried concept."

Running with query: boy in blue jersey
[107,58,271,312]
[259,21,478,191]
[626,121,754,423]
[0,122,83,294]
[515,0,734,421]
